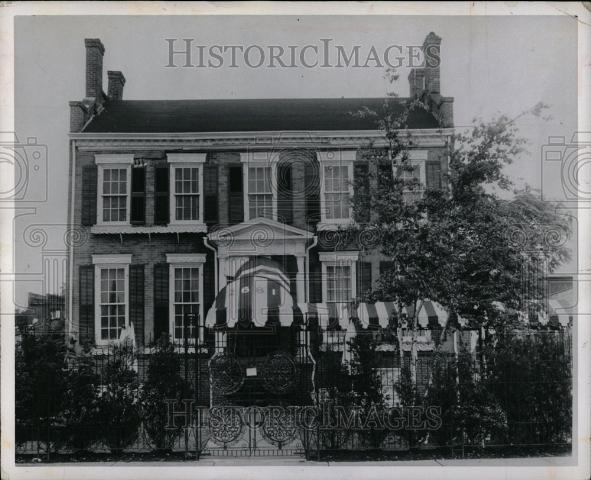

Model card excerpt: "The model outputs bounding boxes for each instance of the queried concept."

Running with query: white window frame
[167,153,206,226]
[92,254,132,346]
[167,253,206,344]
[240,151,278,221]
[319,251,359,303]
[95,154,134,225]
[317,150,356,229]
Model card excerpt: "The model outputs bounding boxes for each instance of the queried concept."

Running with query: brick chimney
[107,71,126,100]
[408,32,442,97]
[423,32,441,95]
[84,38,105,100]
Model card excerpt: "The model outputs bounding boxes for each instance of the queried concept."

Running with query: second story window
[95,154,134,225]
[167,153,206,225]
[174,167,199,221]
[248,165,273,219]
[317,150,356,228]
[102,168,128,222]
[241,152,277,221]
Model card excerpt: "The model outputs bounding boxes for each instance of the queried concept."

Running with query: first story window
[92,254,131,345]
[319,252,359,304]
[166,253,206,343]
[172,266,200,340]
[326,264,352,303]
[99,267,126,340]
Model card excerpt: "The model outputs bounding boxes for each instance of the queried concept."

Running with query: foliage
[15,333,68,446]
[61,346,101,452]
[97,342,141,452]
[484,330,571,445]
[140,336,191,451]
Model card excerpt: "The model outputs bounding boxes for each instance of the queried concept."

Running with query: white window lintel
[167,153,207,164]
[166,253,207,265]
[92,254,132,265]
[95,154,135,165]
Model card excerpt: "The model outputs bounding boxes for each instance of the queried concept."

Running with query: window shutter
[426,161,442,190]
[309,251,322,304]
[81,165,97,226]
[153,263,169,341]
[130,166,146,225]
[354,162,370,224]
[378,162,393,188]
[356,261,372,301]
[228,166,244,225]
[304,162,320,226]
[277,164,293,225]
[129,264,144,347]
[204,162,218,226]
[79,265,95,345]
[154,166,169,225]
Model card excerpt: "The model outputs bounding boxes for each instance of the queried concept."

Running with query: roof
[82,98,441,133]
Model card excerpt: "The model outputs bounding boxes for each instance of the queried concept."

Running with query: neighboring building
[16,292,65,334]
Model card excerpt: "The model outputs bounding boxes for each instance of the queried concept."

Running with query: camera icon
[0,132,48,202]
[541,132,591,204]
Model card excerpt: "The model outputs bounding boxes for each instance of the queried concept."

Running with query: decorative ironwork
[209,354,244,395]
[208,407,244,446]
[261,351,297,394]
[261,408,297,447]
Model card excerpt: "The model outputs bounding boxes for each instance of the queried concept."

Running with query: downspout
[203,237,218,294]
[305,235,318,303]
[67,139,76,347]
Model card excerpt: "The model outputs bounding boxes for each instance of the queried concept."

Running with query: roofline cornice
[69,128,454,150]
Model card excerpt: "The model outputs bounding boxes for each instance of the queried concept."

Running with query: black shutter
[153,263,169,341]
[309,251,322,303]
[204,162,218,226]
[357,261,372,301]
[277,164,293,225]
[426,161,442,189]
[304,162,320,225]
[81,165,97,226]
[354,162,370,224]
[378,162,393,188]
[79,265,94,345]
[130,167,146,225]
[129,264,145,347]
[154,166,169,225]
[228,166,244,225]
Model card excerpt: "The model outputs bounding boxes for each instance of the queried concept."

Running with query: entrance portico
[207,217,315,304]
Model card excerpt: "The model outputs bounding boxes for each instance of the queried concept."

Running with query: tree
[350,79,571,381]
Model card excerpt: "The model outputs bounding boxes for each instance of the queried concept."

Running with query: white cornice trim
[94,154,135,165]
[167,153,207,163]
[166,253,207,264]
[319,251,360,262]
[92,254,132,265]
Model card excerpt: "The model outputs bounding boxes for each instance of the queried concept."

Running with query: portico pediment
[208,217,313,243]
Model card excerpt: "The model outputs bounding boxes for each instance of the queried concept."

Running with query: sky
[13,15,578,308]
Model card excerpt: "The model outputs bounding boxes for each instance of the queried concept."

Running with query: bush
[61,347,101,452]
[97,342,141,452]
[140,336,191,451]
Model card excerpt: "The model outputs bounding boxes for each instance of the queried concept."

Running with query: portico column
[296,255,305,304]
[218,255,228,289]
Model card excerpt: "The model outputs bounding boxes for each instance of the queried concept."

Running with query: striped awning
[355,300,463,329]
